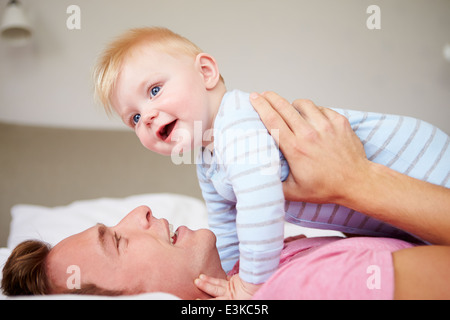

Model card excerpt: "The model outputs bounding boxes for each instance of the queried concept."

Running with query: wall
[0,0,449,133]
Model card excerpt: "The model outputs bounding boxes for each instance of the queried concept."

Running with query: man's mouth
[169,224,179,245]
[158,120,177,141]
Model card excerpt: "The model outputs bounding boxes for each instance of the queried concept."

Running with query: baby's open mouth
[158,120,177,141]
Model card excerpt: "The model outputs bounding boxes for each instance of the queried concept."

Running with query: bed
[0,122,341,300]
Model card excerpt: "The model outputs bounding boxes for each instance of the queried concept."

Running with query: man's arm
[347,161,450,245]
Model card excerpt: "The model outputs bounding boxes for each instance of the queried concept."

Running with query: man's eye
[114,232,121,248]
[150,86,161,98]
[132,114,141,125]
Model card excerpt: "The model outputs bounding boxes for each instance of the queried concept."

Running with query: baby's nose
[142,110,159,126]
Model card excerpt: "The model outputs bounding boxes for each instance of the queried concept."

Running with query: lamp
[0,0,32,46]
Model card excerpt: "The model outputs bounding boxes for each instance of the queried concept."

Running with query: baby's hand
[195,274,261,300]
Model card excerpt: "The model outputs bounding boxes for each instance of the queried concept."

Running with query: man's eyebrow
[96,223,109,256]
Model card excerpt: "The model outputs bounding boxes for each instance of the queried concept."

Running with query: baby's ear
[195,53,221,90]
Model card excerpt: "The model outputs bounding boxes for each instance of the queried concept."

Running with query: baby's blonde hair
[93,27,207,114]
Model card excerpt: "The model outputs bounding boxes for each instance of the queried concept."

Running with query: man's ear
[195,53,221,90]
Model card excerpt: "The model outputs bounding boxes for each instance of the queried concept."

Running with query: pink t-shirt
[228,236,414,300]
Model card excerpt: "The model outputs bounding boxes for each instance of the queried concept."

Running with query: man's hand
[250,92,369,204]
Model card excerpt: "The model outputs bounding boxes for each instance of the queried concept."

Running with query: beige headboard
[0,122,202,247]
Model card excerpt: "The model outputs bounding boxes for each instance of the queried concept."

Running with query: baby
[94,27,450,298]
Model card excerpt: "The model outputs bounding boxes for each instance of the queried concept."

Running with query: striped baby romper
[196,90,449,283]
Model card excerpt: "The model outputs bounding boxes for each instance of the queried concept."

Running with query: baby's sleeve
[218,121,285,284]
[196,161,240,272]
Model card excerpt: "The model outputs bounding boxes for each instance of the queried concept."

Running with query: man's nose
[139,205,152,228]
[126,205,152,229]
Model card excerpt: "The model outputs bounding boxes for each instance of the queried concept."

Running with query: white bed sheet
[0,193,342,300]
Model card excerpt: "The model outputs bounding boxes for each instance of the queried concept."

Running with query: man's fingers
[262,92,310,132]
[292,99,323,120]
[321,107,351,127]
[250,92,293,146]
[291,98,332,131]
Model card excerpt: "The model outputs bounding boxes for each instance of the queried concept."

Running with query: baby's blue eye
[132,114,141,125]
[150,86,161,98]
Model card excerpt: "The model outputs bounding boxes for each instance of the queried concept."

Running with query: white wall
[0,0,449,133]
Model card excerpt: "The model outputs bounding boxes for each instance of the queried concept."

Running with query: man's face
[47,205,225,298]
